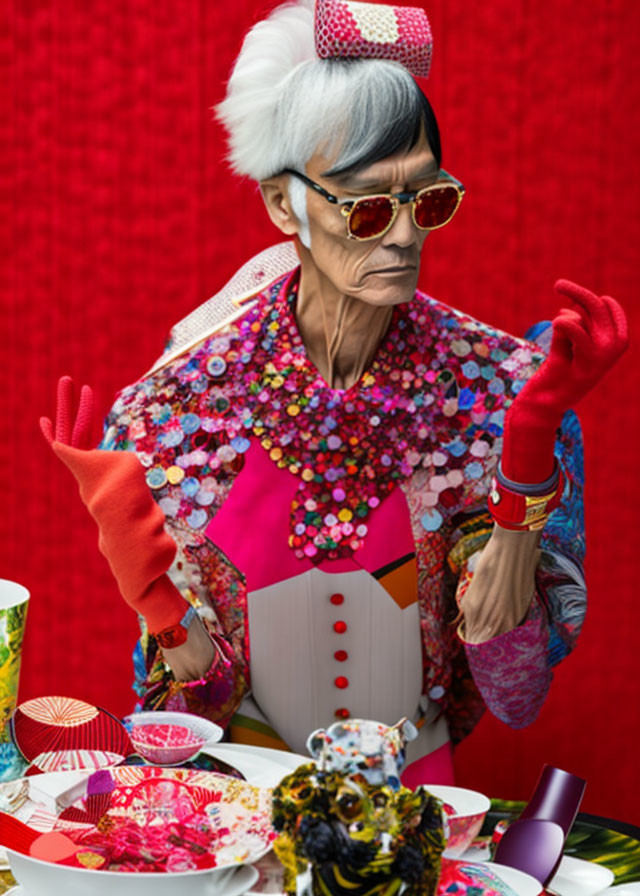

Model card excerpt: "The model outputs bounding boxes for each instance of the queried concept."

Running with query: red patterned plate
[10,696,132,772]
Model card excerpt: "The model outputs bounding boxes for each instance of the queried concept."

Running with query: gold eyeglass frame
[283,167,465,241]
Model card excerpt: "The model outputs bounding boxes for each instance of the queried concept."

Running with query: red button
[335,708,350,719]
[330,593,345,605]
[333,621,347,634]
[334,650,348,662]
[334,676,349,689]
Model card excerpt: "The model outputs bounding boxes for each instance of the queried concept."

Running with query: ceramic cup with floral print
[426,784,491,857]
[0,580,30,779]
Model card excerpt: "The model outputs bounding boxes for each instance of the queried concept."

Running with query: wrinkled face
[301,134,438,306]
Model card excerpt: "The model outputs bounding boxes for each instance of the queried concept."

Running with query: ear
[260,176,300,237]
[394,717,418,744]
[306,728,327,759]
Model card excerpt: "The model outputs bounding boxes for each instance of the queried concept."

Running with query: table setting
[0,579,638,895]
[0,695,637,896]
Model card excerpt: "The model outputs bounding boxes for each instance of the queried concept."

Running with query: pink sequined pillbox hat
[314,0,433,78]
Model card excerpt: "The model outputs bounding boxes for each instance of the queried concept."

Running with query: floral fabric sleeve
[131,615,248,728]
[127,538,251,727]
[452,407,586,728]
[99,377,252,728]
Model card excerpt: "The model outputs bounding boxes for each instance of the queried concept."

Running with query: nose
[381,200,420,248]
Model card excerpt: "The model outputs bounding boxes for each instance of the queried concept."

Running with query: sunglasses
[283,167,465,241]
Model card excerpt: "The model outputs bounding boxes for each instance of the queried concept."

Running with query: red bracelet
[488,467,564,531]
[155,605,197,650]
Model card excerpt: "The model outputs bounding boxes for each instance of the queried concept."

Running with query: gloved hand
[501,279,628,484]
[40,376,188,638]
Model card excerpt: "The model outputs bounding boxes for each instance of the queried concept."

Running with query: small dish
[425,784,491,857]
[123,711,222,765]
[546,855,615,896]
[200,743,308,788]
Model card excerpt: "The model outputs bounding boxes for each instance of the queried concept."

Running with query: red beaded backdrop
[2,1,638,822]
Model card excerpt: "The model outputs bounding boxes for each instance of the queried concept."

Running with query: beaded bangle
[488,462,564,531]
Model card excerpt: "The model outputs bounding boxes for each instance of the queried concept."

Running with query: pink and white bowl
[124,711,223,766]
[425,784,491,857]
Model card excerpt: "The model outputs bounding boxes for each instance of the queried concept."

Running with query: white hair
[287,174,312,247]
[216,0,436,182]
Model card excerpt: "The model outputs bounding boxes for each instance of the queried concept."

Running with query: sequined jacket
[101,268,586,746]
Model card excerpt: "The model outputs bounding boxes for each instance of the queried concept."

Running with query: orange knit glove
[40,376,188,637]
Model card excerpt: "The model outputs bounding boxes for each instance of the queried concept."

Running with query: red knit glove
[40,376,188,637]
[501,279,628,484]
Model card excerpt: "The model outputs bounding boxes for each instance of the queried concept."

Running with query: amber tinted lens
[348,196,395,239]
[414,184,460,229]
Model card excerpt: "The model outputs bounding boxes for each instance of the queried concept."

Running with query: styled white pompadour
[216,0,438,182]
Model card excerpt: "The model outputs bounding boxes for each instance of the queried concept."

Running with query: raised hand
[501,280,628,484]
[40,375,96,449]
[40,375,189,640]
[528,279,627,405]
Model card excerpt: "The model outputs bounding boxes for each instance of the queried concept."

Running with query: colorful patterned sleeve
[518,320,587,664]
[131,616,248,728]
[128,537,250,727]
[439,312,587,730]
[455,406,586,729]
[98,382,251,728]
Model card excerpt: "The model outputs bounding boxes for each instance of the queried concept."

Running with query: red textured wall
[2,2,638,823]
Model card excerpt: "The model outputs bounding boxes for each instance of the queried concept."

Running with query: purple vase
[520,764,586,836]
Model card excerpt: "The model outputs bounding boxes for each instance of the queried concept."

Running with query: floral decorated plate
[5,766,275,896]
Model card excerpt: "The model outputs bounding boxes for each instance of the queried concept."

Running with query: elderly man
[42,0,626,784]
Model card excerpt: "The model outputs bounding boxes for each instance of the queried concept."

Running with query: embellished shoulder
[413,290,545,359]
[147,242,300,376]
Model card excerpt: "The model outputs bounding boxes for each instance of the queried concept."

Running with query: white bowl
[124,710,223,765]
[425,784,491,857]
[6,766,272,895]
[7,850,259,896]
[547,855,615,896]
